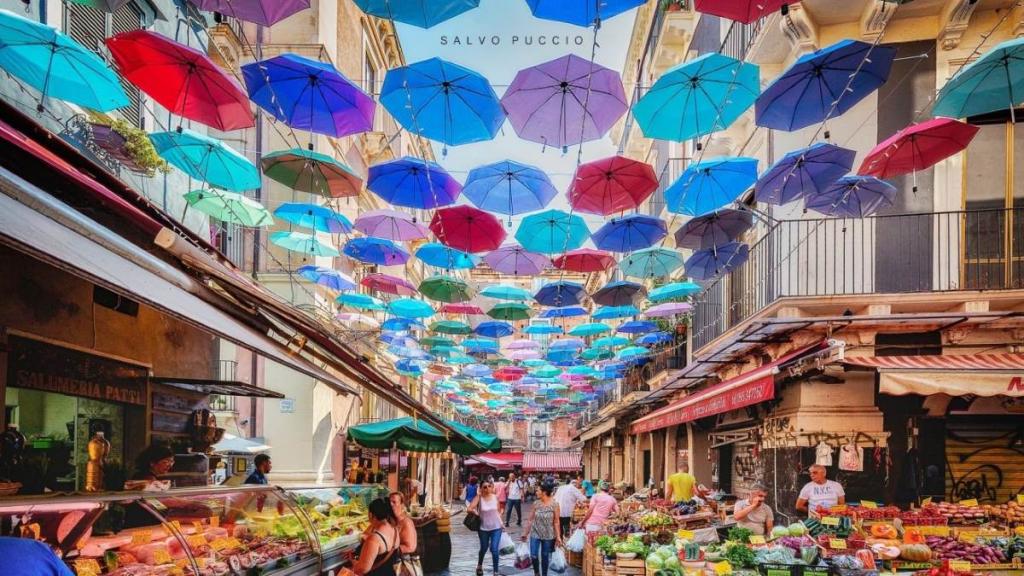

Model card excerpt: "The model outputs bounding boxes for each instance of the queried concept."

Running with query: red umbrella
[859,118,979,189]
[429,205,506,254]
[361,273,418,296]
[106,30,253,131]
[568,155,658,216]
[552,248,616,273]
[440,303,485,315]
[694,0,792,24]
[494,366,526,382]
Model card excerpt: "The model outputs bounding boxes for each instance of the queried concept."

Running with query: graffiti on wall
[946,427,1024,503]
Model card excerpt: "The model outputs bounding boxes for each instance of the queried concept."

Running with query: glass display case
[283,484,387,573]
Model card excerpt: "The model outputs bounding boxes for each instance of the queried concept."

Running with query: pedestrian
[0,537,73,576]
[580,475,594,498]
[389,492,423,576]
[494,476,508,515]
[467,479,504,576]
[245,454,271,485]
[733,482,774,536]
[553,478,586,537]
[505,472,525,527]
[578,481,617,532]
[666,463,709,503]
[465,476,479,508]
[521,482,562,576]
[352,498,399,576]
[796,464,846,517]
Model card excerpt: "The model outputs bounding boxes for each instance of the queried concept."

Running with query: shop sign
[631,375,775,434]
[7,335,147,405]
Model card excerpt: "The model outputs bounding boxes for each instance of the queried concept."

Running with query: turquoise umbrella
[649,281,702,302]
[593,336,630,348]
[430,320,472,335]
[515,209,590,255]
[592,305,640,320]
[581,347,613,361]
[933,37,1024,121]
[522,359,549,368]
[617,346,650,360]
[388,298,436,319]
[523,324,563,335]
[633,53,760,142]
[568,323,610,337]
[480,285,532,301]
[151,129,261,191]
[336,293,385,311]
[620,247,686,279]
[270,231,339,257]
[0,9,128,112]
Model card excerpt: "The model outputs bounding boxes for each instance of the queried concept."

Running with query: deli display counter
[282,485,388,574]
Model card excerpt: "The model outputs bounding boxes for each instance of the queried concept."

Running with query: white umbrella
[212,433,270,454]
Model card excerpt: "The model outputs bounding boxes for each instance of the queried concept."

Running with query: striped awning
[844,354,1024,397]
[844,354,1024,370]
[523,451,582,472]
[465,452,523,470]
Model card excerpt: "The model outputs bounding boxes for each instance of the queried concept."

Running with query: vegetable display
[723,542,757,568]
[924,536,1008,564]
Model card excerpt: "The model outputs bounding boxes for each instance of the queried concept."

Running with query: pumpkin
[903,527,926,544]
[899,544,932,562]
[871,524,897,539]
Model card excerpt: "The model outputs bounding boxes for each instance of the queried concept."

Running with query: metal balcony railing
[691,208,1024,350]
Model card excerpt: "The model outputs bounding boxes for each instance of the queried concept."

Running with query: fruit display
[288,488,369,551]
[900,508,949,526]
[923,503,988,525]
[981,501,1024,525]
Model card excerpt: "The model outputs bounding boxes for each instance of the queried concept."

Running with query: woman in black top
[353,498,399,576]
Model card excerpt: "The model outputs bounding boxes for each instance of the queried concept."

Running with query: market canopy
[844,354,1024,397]
[346,416,501,455]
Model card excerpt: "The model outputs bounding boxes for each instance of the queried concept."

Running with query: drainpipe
[249,23,265,438]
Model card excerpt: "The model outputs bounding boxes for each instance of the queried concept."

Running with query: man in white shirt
[554,479,587,536]
[504,473,526,526]
[796,464,846,517]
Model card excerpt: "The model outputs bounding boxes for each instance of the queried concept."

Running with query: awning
[212,433,271,454]
[347,417,502,455]
[523,451,581,472]
[844,354,1024,397]
[152,377,286,399]
[579,418,616,442]
[631,342,826,434]
[465,452,523,470]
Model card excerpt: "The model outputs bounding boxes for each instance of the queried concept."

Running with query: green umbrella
[568,322,611,337]
[581,347,613,361]
[488,302,532,321]
[430,320,472,335]
[261,148,363,197]
[183,189,273,227]
[419,275,475,303]
[346,416,500,455]
[530,366,562,378]
[420,336,455,348]
[270,231,339,257]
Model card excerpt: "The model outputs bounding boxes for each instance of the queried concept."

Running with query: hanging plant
[89,117,170,176]
[660,0,686,11]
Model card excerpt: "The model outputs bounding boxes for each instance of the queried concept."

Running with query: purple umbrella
[501,54,627,151]
[755,142,855,206]
[507,339,541,350]
[353,209,430,241]
[194,0,309,25]
[483,244,551,276]
[685,242,749,281]
[644,302,694,318]
[804,176,897,218]
[675,208,754,250]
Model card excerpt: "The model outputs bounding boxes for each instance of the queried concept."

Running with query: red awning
[844,354,1024,397]
[844,354,1024,370]
[523,451,581,472]
[465,452,523,470]
[631,342,825,434]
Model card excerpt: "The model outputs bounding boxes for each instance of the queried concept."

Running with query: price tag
[821,516,841,527]
[922,497,933,506]
[153,547,173,565]
[713,560,732,575]
[677,529,695,540]
[917,526,951,537]
[1017,494,1024,506]
[749,535,766,545]
[74,559,102,576]
[958,499,978,507]
[226,537,243,549]
[829,539,847,550]
[187,534,207,548]
[831,505,847,512]
[949,560,971,572]
[860,500,878,509]
[131,530,152,545]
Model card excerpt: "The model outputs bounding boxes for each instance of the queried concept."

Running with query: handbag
[396,554,423,576]
[463,510,481,532]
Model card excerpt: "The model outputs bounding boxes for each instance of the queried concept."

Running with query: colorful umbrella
[524,324,563,335]
[421,336,456,348]
[430,320,472,334]
[389,298,436,319]
[336,312,381,329]
[367,156,461,209]
[194,0,308,25]
[593,335,630,348]
[463,338,500,353]
[270,231,339,257]
[593,280,645,307]
[380,57,504,147]
[183,190,272,227]
[515,209,590,255]
[475,321,514,338]
[694,0,790,23]
[382,318,425,331]
[343,237,411,265]
[297,265,356,291]
[649,282,702,302]
[634,53,759,142]
[494,366,526,382]
[440,303,485,315]
[106,30,253,131]
[637,331,674,345]
[416,242,480,270]
[755,142,855,206]
[524,0,644,26]
[361,273,418,296]
[620,247,685,279]
[0,9,127,112]
[273,203,352,234]
[430,205,506,254]
[568,323,611,337]
[756,39,896,131]
[463,364,493,378]
[352,0,479,28]
[666,156,758,216]
[337,293,385,311]
[501,54,627,150]
[243,53,373,138]
[483,245,551,276]
[593,305,640,320]
[581,347,613,361]
[804,175,897,218]
[616,346,650,360]
[353,209,429,241]
[151,129,261,191]
[552,249,615,273]
[592,215,667,252]
[261,149,362,198]
[419,276,475,303]
[644,302,694,318]
[859,118,979,183]
[488,303,533,321]
[568,155,659,215]
[480,285,532,301]
[540,306,587,319]
[507,338,541,350]
[685,242,750,281]
[534,281,586,307]
[530,365,562,377]
[675,209,754,250]
[463,160,557,217]
[551,338,585,350]
[933,37,1024,120]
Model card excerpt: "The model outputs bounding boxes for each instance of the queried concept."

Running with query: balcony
[691,208,1024,351]
[595,346,687,417]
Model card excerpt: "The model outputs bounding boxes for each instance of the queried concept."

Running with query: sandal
[476,568,483,576]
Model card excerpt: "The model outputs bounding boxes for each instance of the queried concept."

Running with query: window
[362,37,383,132]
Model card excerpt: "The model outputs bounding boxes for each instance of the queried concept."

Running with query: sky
[395,0,640,230]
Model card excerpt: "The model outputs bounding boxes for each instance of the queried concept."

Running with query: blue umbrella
[592,280,645,307]
[463,363,493,378]
[685,242,750,281]
[480,284,532,301]
[381,57,504,148]
[381,317,425,331]
[540,306,587,319]
[524,0,644,26]
[592,215,667,252]
[616,320,657,335]
[568,323,611,337]
[648,282,702,302]
[756,39,896,131]
[546,349,579,364]
[620,247,686,279]
[804,175,897,218]
[0,10,128,112]
[353,0,478,28]
[243,53,374,138]
[666,157,758,216]
[633,53,760,142]
[388,298,436,319]
[463,160,558,217]
[593,335,630,347]
[515,209,590,255]
[336,293,385,311]
[550,338,585,350]
[380,334,417,347]
[463,338,500,353]
[524,324,564,335]
[296,265,356,291]
[616,346,650,360]
[273,203,353,233]
[475,321,514,338]
[755,143,855,206]
[343,237,411,265]
[933,37,1024,120]
[638,331,673,346]
[592,305,640,320]
[396,359,426,376]
[534,281,586,307]
[415,242,480,270]
[151,129,261,191]
[367,156,462,209]
[270,231,339,257]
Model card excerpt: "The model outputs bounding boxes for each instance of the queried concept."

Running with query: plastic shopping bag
[514,542,533,570]
[499,531,516,556]
[550,548,568,574]
[566,528,586,553]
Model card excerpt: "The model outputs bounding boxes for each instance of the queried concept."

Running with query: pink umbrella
[507,339,540,350]
[483,244,551,276]
[552,248,615,273]
[494,366,527,382]
[335,312,380,328]
[568,155,658,216]
[440,303,485,315]
[644,302,695,318]
[430,205,506,254]
[361,273,418,296]
[510,349,542,360]
[353,209,430,241]
[859,118,979,191]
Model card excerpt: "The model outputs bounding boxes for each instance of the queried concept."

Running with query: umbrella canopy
[183,190,272,227]
[362,273,418,296]
[685,242,750,281]
[347,416,500,455]
[756,39,896,131]
[194,0,308,25]
[352,0,479,28]
[593,305,640,320]
[501,54,627,150]
[107,30,253,131]
[336,312,381,329]
[633,53,759,142]
[648,282,701,302]
[507,338,540,350]
[480,285,532,301]
[336,293,385,311]
[488,303,533,321]
[416,242,479,270]
[270,231,339,257]
[463,338,500,353]
[534,281,586,307]
[430,320,472,335]
[620,247,686,279]
[675,209,754,250]
[515,209,590,254]
[354,209,430,241]
[212,432,271,454]
[463,160,557,216]
[430,205,506,253]
[151,129,261,191]
[419,276,475,303]
[440,303,486,315]
[273,203,352,234]
[381,57,504,147]
[524,0,644,26]
[593,335,630,348]
[463,364,493,378]
[616,346,650,360]
[666,156,758,216]
[0,9,127,112]
[494,367,527,382]
[805,175,897,218]
[644,302,694,318]
[261,148,362,198]
[859,118,980,179]
[389,298,436,319]
[484,245,551,276]
[933,37,1024,120]
[592,215,667,252]
[592,280,645,307]
[637,331,674,345]
[523,325,563,335]
[568,155,658,215]
[297,265,356,291]
[755,142,855,206]
[568,323,611,337]
[243,53,373,138]
[552,249,615,273]
[421,336,456,348]
[64,0,134,11]
[539,306,587,319]
[694,0,790,22]
[343,237,411,266]
[581,347,613,361]
[475,321,514,338]
[367,156,461,209]
[381,318,424,331]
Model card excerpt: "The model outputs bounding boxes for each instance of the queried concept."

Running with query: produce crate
[758,564,831,576]
[583,543,593,576]
[569,549,583,568]
[614,558,646,576]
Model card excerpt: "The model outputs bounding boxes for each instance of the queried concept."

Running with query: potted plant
[661,0,686,12]
[88,116,170,176]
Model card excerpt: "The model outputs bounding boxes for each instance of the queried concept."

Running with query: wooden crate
[583,543,594,576]
[614,558,646,576]
[569,549,584,568]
